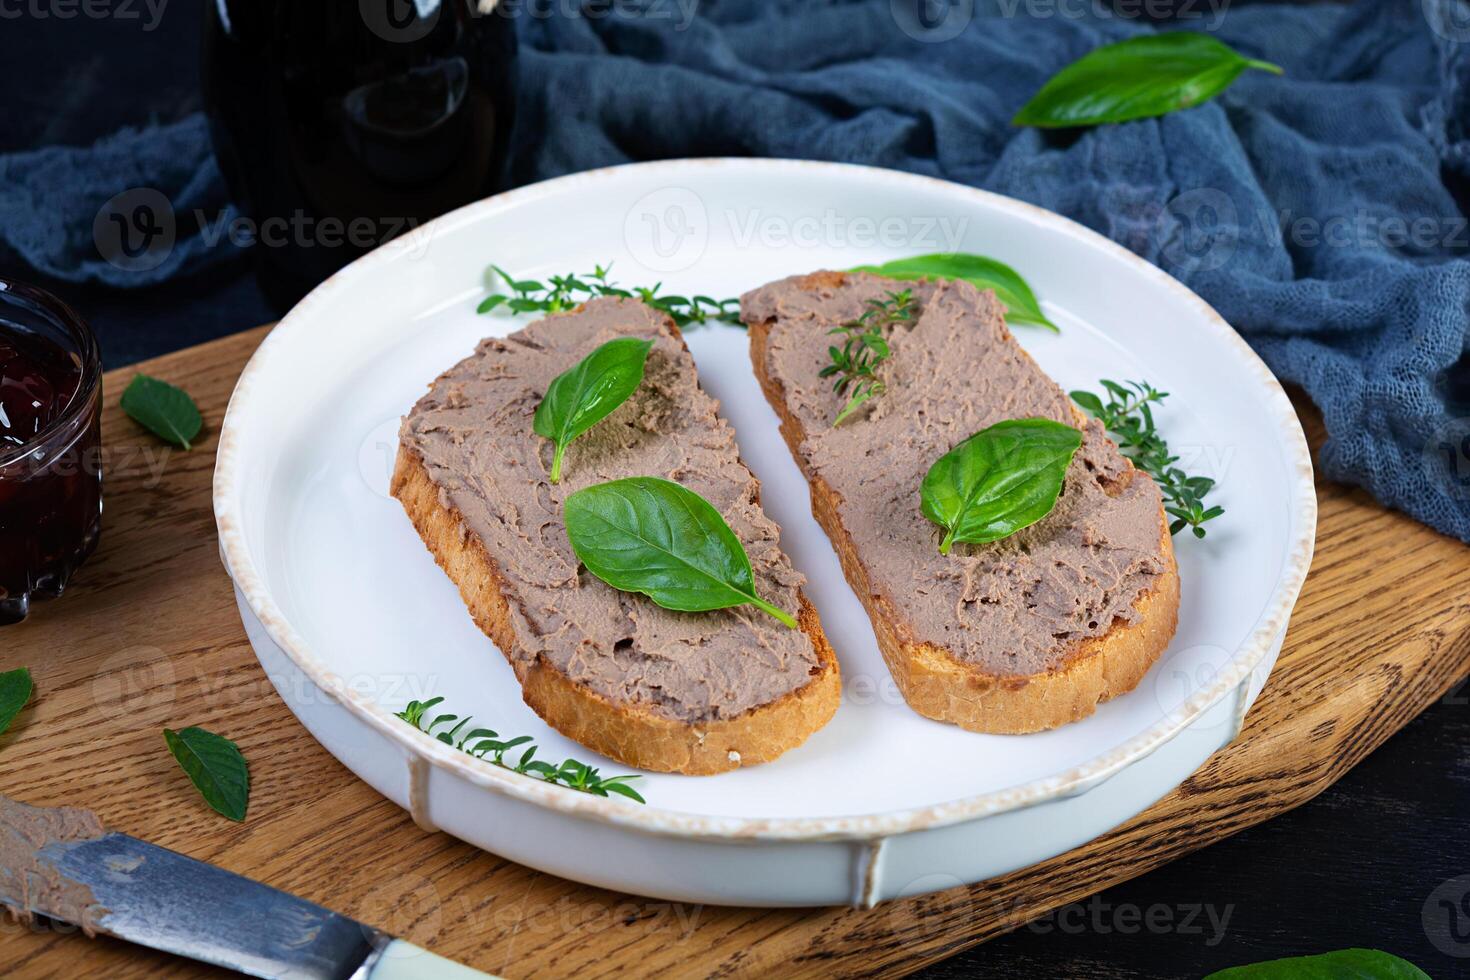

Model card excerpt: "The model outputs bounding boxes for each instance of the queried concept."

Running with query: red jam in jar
[0,281,102,625]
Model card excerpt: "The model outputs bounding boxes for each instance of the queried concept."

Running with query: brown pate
[399,298,823,724]
[0,794,107,933]
[742,272,1170,677]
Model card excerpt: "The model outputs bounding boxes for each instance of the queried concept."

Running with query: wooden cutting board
[2,326,1468,979]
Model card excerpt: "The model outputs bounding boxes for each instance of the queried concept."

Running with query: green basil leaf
[163,726,250,822]
[0,667,34,739]
[121,374,203,450]
[533,337,654,483]
[1013,32,1283,129]
[851,253,1057,332]
[565,476,797,628]
[1203,948,1430,980]
[1069,390,1105,416]
[921,418,1083,555]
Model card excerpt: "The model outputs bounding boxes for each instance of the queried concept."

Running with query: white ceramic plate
[215,160,1315,907]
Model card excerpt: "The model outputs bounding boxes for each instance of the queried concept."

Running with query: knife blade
[0,795,494,980]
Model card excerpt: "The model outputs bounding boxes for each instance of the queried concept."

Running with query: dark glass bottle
[203,1,518,309]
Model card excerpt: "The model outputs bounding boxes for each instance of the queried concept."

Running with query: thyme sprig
[477,263,740,330]
[1070,379,1224,539]
[819,289,917,426]
[396,697,645,803]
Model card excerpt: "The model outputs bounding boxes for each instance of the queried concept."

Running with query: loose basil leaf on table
[163,726,250,822]
[564,476,798,628]
[850,253,1057,332]
[1202,947,1430,979]
[120,373,203,450]
[534,336,654,484]
[0,667,34,739]
[921,418,1083,555]
[1013,32,1283,129]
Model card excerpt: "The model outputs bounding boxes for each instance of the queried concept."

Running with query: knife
[0,795,496,979]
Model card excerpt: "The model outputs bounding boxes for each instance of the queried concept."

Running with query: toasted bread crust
[391,448,841,774]
[747,273,1180,733]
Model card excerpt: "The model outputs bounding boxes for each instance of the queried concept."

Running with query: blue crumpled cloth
[4,0,1470,542]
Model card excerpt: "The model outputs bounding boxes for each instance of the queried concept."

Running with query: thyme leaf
[395,697,646,804]
[477,263,740,330]
[818,289,916,426]
[1071,379,1224,539]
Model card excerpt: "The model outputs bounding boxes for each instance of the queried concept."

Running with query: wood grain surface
[1,326,1467,979]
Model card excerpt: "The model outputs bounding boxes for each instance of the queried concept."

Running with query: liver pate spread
[1,794,107,931]
[743,273,1168,677]
[400,298,821,724]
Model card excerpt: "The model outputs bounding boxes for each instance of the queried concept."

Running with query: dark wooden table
[4,4,1468,978]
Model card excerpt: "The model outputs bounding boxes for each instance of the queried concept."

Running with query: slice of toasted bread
[743,271,1179,734]
[393,298,839,774]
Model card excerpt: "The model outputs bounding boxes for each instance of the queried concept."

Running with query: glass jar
[0,281,103,625]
